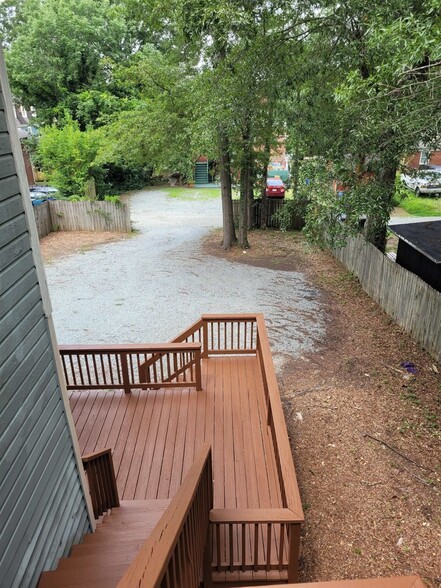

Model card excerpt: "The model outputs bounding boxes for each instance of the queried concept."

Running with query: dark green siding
[0,81,91,587]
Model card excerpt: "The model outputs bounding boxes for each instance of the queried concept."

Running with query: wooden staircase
[38,500,170,588]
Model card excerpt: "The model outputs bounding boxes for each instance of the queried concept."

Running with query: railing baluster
[241,523,246,571]
[254,523,259,572]
[84,355,92,386]
[229,523,234,572]
[68,355,77,386]
[159,353,165,382]
[216,524,221,572]
[266,523,272,571]
[279,523,285,571]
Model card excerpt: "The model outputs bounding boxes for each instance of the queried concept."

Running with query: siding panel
[0,214,28,249]
[0,63,91,588]
[0,250,34,303]
[0,193,24,226]
[0,153,15,178]
[0,175,20,202]
[0,131,12,155]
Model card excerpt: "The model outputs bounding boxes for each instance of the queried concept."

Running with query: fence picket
[334,236,441,362]
[34,199,131,238]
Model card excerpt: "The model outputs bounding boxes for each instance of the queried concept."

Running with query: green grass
[398,190,441,216]
[163,187,220,201]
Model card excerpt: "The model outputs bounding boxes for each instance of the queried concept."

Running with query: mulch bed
[204,229,441,587]
[39,230,129,263]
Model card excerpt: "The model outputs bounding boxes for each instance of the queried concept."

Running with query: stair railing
[82,448,120,519]
[118,443,213,588]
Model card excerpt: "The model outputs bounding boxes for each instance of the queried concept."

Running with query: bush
[37,118,100,198]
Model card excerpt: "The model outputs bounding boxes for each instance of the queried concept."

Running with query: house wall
[407,150,441,168]
[0,52,92,587]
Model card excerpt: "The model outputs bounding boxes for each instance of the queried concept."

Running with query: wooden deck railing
[118,443,213,588]
[65,314,302,581]
[172,314,258,357]
[82,448,119,519]
[172,314,303,581]
[60,343,202,392]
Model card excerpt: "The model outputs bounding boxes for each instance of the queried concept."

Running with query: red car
[265,178,285,198]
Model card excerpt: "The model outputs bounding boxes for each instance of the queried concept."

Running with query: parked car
[29,185,58,206]
[400,167,441,195]
[265,178,285,198]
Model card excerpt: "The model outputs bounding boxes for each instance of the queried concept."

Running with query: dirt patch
[40,231,129,263]
[204,229,441,587]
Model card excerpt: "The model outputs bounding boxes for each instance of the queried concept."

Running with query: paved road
[45,189,326,367]
[389,215,441,225]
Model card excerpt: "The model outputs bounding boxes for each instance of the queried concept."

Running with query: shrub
[37,118,100,198]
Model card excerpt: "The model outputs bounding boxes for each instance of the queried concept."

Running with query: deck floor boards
[70,356,283,509]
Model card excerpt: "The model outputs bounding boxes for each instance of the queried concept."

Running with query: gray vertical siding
[0,84,92,587]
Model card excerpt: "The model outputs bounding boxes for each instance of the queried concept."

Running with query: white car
[401,167,441,195]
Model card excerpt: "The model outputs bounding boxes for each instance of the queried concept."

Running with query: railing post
[120,352,131,394]
[195,348,202,391]
[287,523,301,582]
[202,319,209,358]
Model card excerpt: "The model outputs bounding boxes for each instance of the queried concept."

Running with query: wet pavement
[45,189,327,367]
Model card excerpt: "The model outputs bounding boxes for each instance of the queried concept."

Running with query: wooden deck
[70,356,283,510]
[63,314,303,585]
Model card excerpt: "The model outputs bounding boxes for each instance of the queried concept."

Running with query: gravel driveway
[45,189,326,366]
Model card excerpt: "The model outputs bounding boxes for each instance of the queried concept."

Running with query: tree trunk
[239,163,250,249]
[260,138,271,228]
[292,134,301,197]
[238,127,253,249]
[218,128,236,250]
[365,164,397,252]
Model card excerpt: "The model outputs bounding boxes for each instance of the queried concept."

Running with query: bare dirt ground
[40,225,440,585]
[40,230,129,263]
[205,229,441,587]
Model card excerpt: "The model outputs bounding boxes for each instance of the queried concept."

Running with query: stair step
[70,538,145,557]
[57,549,138,570]
[80,522,160,543]
[39,563,129,587]
[38,499,171,588]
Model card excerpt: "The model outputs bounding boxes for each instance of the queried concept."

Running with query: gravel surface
[44,188,326,365]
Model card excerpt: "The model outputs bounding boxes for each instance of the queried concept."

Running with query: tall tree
[6,0,131,125]
[290,0,441,251]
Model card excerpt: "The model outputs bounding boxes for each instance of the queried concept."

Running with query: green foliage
[5,0,130,124]
[103,195,122,205]
[37,119,100,197]
[164,187,221,201]
[398,194,441,217]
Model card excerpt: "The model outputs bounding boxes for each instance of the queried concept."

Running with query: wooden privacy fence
[334,235,441,362]
[32,201,52,238]
[33,199,131,237]
[232,199,305,230]
[118,444,213,588]
[233,199,285,229]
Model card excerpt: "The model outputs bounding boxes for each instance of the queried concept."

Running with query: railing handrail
[59,342,202,353]
[60,342,202,392]
[82,448,119,519]
[210,507,299,524]
[255,314,303,521]
[118,443,213,588]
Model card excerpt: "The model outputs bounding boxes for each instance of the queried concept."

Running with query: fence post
[120,352,131,394]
